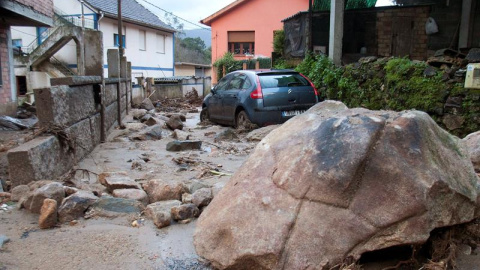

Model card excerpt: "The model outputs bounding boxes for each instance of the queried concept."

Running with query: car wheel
[236,110,253,130]
[200,108,209,122]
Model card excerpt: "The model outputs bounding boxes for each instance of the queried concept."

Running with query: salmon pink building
[201,0,310,82]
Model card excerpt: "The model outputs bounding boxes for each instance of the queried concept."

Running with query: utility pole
[117,0,123,127]
[328,0,344,66]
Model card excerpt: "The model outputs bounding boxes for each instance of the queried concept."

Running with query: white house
[12,0,176,82]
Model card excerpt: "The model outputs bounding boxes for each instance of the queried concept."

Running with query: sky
[138,0,396,30]
[137,0,237,30]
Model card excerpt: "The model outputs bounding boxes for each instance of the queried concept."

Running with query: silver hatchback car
[201,70,319,128]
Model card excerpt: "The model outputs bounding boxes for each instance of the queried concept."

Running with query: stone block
[84,30,104,76]
[34,85,98,128]
[64,118,94,161]
[105,102,118,131]
[90,113,102,146]
[7,136,74,186]
[104,82,118,107]
[107,49,120,78]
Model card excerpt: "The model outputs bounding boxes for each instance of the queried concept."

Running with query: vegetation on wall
[213,52,272,80]
[295,53,479,137]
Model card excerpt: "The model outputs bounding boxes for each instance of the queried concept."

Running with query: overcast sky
[138,0,396,30]
[137,0,237,30]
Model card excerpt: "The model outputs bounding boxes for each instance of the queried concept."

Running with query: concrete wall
[15,0,54,18]
[8,76,130,186]
[150,77,211,100]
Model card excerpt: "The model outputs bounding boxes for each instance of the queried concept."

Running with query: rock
[358,56,378,64]
[0,235,10,248]
[144,200,181,228]
[140,98,155,111]
[140,114,152,123]
[68,178,106,196]
[142,179,188,203]
[131,109,148,120]
[27,180,54,190]
[171,113,186,122]
[166,115,184,130]
[85,197,145,219]
[194,101,480,270]
[171,204,200,221]
[23,182,65,214]
[63,186,78,196]
[10,185,30,202]
[442,114,465,130]
[58,190,98,223]
[187,180,210,194]
[182,193,193,204]
[423,65,437,77]
[144,117,158,126]
[192,188,213,208]
[172,130,191,141]
[98,172,140,192]
[166,140,202,152]
[246,125,280,142]
[125,122,147,132]
[214,128,238,142]
[112,189,149,205]
[463,131,480,172]
[131,125,163,141]
[39,199,57,229]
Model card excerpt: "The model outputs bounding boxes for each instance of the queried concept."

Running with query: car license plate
[282,110,305,117]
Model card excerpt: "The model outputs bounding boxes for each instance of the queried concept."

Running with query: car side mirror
[211,88,216,95]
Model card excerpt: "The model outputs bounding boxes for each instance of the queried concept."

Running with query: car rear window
[258,73,309,89]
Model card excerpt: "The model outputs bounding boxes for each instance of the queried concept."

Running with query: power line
[11,28,37,37]
[138,0,211,31]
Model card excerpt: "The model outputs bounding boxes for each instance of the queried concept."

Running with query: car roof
[232,69,298,76]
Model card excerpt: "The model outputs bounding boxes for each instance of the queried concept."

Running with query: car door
[222,73,249,122]
[208,75,231,121]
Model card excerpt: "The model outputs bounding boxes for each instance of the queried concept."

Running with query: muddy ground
[1,103,480,269]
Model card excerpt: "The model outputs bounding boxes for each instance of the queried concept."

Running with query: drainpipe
[97,11,104,30]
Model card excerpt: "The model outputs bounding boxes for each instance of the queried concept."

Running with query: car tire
[236,110,253,130]
[200,108,209,122]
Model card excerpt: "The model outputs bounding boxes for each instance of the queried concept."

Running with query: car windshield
[258,73,309,89]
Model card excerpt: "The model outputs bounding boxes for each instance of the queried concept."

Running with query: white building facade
[12,0,176,81]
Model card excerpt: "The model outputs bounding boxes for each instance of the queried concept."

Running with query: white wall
[11,27,37,51]
[12,0,175,82]
[99,17,175,81]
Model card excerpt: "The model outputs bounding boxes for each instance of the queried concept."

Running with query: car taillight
[300,73,319,96]
[250,77,263,99]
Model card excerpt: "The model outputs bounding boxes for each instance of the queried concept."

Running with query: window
[215,75,231,92]
[227,74,250,90]
[228,31,255,55]
[114,33,126,48]
[139,30,146,51]
[12,39,22,48]
[156,34,165,53]
[258,73,309,89]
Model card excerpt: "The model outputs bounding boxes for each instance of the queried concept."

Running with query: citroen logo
[288,89,292,94]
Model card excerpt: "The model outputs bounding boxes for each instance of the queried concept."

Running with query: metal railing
[50,56,76,76]
[23,7,95,54]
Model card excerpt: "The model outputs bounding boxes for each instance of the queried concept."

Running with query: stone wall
[377,6,429,60]
[8,76,131,186]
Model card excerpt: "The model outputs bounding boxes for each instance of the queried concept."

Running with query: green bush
[294,54,479,137]
[213,52,242,80]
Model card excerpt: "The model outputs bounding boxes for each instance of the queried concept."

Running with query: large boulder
[463,131,480,172]
[194,101,480,270]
